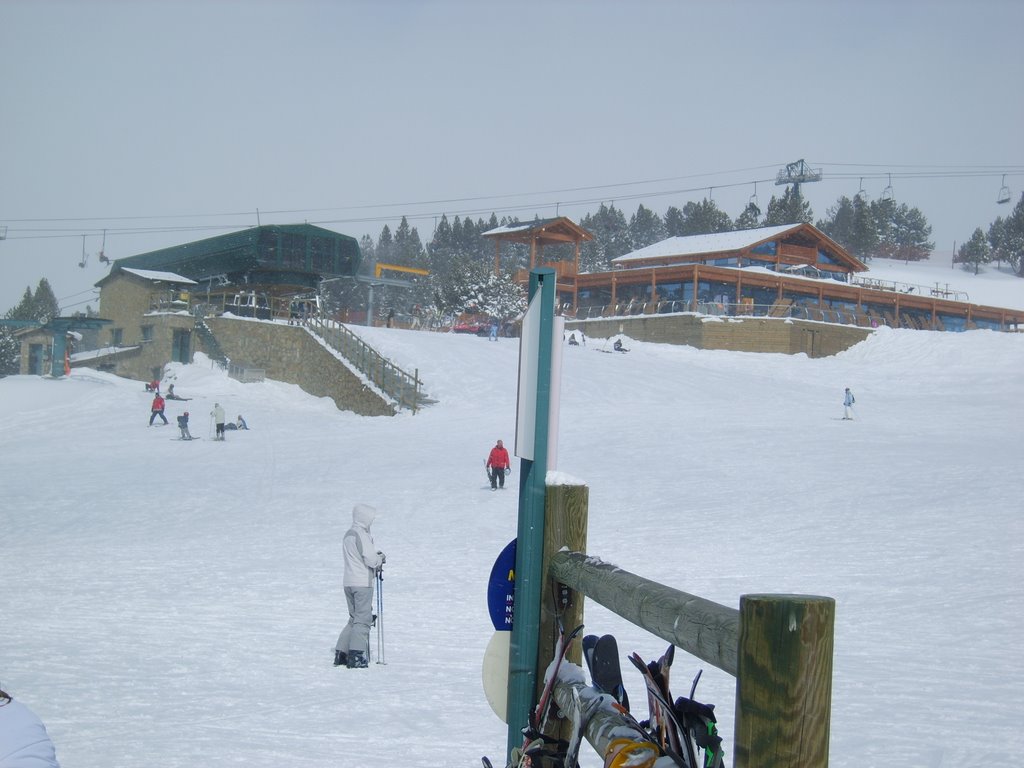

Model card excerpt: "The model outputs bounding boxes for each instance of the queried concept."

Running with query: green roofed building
[112,223,361,298]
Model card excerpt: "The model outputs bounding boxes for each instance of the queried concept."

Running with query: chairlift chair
[748,182,761,216]
[997,174,1011,205]
[855,178,869,203]
[881,173,894,202]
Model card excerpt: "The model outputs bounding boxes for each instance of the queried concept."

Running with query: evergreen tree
[818,196,857,248]
[359,234,376,266]
[958,227,991,274]
[848,194,878,261]
[997,193,1024,276]
[451,270,527,320]
[375,225,395,269]
[0,327,18,376]
[8,287,35,320]
[392,217,426,267]
[578,203,630,272]
[663,205,686,237]
[885,203,933,261]
[678,199,732,235]
[628,204,666,249]
[734,201,762,231]
[763,185,814,226]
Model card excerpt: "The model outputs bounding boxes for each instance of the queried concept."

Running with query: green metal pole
[506,268,555,760]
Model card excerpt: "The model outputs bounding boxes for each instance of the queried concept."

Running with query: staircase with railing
[306,317,430,413]
[193,317,230,370]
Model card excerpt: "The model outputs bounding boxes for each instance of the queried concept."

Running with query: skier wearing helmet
[176,411,193,440]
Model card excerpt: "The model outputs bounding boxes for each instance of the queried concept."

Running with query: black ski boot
[346,651,368,669]
[333,650,347,667]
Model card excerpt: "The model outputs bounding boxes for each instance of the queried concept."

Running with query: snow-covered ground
[860,256,1024,310]
[2,260,1023,768]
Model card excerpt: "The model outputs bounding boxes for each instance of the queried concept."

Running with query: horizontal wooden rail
[549,550,739,677]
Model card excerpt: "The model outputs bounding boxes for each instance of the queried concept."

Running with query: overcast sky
[2,0,1022,315]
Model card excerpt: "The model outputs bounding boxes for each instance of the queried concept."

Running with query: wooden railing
[522,482,834,768]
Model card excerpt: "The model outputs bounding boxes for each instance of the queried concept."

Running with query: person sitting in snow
[177,411,193,440]
[149,393,168,426]
[236,414,248,430]
[145,378,160,393]
[613,338,629,353]
[334,504,386,669]
[165,384,189,401]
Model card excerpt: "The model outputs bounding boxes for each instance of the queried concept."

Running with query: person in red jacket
[486,439,511,490]
[149,393,168,426]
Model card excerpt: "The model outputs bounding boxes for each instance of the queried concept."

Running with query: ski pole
[375,566,386,665]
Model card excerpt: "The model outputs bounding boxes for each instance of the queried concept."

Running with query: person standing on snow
[334,504,386,669]
[843,387,856,420]
[486,439,511,490]
[211,402,226,440]
[149,393,168,426]
[0,686,61,767]
[176,411,193,440]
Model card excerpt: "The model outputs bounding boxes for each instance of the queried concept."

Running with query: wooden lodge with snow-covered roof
[488,220,1023,335]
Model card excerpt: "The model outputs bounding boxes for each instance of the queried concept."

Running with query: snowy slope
[860,256,1024,310]
[2,320,1023,766]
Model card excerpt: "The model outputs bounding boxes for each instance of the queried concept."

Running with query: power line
[2,164,1020,244]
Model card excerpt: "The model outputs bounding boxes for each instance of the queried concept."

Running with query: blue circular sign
[487,539,517,631]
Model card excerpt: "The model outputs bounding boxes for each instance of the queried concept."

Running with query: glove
[377,551,386,564]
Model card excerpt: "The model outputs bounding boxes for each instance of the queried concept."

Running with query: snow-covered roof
[612,224,801,264]
[120,267,197,285]
[69,345,140,362]
[482,222,534,236]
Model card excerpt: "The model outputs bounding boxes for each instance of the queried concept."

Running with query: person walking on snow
[334,504,386,669]
[486,439,511,490]
[149,393,168,426]
[176,411,193,440]
[843,387,856,420]
[211,402,226,440]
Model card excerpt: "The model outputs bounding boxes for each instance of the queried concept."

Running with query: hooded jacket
[0,697,60,767]
[343,504,384,588]
[211,404,225,423]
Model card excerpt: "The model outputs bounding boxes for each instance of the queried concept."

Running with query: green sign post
[506,268,558,760]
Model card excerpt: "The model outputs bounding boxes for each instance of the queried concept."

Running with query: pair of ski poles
[375,564,386,665]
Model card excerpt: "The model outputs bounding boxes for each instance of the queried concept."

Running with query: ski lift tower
[775,158,823,190]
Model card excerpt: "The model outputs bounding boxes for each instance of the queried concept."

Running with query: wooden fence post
[734,594,834,768]
[538,481,588,740]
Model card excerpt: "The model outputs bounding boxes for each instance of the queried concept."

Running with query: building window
[141,325,154,343]
[111,328,123,346]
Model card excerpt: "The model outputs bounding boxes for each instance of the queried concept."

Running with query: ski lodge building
[486,220,1023,334]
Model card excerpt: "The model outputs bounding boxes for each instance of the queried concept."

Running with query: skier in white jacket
[843,387,856,420]
[334,504,385,668]
[211,402,226,440]
[0,687,60,767]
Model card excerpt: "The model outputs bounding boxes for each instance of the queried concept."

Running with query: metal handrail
[307,316,424,413]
